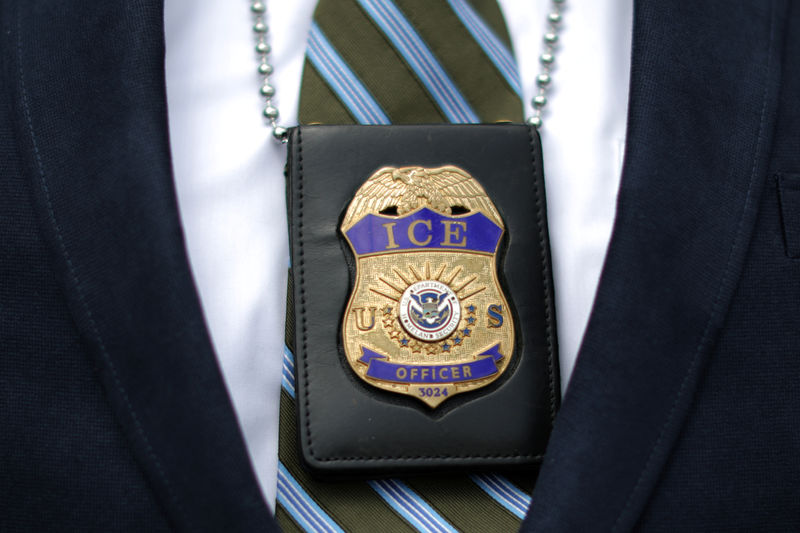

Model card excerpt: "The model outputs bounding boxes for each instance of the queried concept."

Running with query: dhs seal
[399,281,461,342]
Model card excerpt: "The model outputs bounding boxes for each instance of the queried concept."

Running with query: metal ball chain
[250,0,288,142]
[526,0,566,130]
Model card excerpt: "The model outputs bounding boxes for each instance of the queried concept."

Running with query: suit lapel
[8,1,275,531]
[524,0,787,530]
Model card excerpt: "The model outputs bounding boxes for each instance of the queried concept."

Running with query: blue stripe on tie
[369,479,458,533]
[446,0,522,97]
[469,474,530,519]
[282,345,296,398]
[356,0,480,124]
[307,23,391,125]
[278,462,345,533]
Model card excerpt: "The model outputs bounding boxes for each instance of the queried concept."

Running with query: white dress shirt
[164,0,632,510]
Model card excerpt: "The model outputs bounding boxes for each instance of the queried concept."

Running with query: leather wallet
[286,124,559,475]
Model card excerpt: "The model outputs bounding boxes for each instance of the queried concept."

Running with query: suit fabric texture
[1,0,799,531]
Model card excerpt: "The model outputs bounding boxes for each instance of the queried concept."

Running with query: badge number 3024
[341,166,515,408]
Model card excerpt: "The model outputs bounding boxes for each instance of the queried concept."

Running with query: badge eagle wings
[340,166,503,229]
[341,166,515,407]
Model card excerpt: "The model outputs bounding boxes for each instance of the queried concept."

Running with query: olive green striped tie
[298,0,523,125]
[278,1,531,531]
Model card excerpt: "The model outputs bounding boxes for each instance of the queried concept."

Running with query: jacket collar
[7,1,275,531]
[524,0,786,530]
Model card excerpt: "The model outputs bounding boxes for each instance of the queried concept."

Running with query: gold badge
[341,166,514,407]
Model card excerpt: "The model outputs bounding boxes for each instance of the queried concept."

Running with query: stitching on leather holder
[528,126,559,426]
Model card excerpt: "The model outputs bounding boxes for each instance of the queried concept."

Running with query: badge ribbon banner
[359,345,504,384]
[346,208,503,255]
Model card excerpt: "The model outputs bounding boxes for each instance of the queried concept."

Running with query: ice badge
[341,166,515,407]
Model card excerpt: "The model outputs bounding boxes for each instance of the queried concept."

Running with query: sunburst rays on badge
[340,166,503,232]
[370,262,486,304]
[369,262,485,356]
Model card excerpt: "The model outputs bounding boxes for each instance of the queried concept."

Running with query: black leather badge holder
[286,124,559,475]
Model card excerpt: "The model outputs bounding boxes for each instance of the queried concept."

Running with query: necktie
[278,2,531,531]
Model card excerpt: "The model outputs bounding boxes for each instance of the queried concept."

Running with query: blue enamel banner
[359,345,504,384]
[345,207,502,255]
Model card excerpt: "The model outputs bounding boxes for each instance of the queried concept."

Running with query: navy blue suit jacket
[1,1,799,531]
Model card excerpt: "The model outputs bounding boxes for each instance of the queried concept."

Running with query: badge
[341,166,515,407]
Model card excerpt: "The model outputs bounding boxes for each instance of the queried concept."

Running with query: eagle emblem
[341,166,515,407]
[409,290,451,327]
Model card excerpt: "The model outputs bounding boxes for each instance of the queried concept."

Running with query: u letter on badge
[341,166,515,407]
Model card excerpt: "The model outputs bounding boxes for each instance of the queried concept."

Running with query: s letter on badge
[341,166,515,407]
